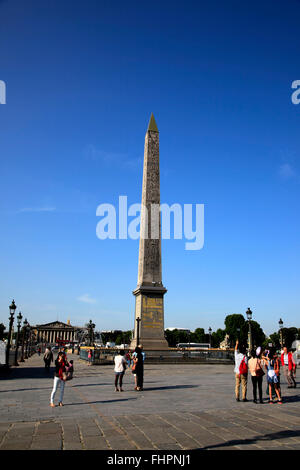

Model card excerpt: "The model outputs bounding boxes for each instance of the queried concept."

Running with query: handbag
[255,359,265,377]
[256,367,265,377]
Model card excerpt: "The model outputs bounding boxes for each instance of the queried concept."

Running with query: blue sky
[0,0,299,336]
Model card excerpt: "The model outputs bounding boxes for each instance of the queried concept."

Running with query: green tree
[165,329,190,347]
[224,314,247,346]
[264,333,280,350]
[211,328,226,348]
[249,320,266,349]
[192,328,206,343]
[281,327,298,348]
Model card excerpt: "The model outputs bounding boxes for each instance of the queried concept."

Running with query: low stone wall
[79,347,234,365]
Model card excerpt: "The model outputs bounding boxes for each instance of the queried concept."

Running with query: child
[65,360,74,380]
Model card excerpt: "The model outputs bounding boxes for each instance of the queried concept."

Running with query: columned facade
[33,321,78,344]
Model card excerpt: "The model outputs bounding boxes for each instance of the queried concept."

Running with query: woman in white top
[114,349,127,392]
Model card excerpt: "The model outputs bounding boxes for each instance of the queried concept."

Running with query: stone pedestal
[131,285,169,350]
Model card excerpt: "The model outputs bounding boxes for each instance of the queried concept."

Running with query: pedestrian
[114,349,127,392]
[38,347,41,356]
[234,340,248,402]
[88,348,93,366]
[50,351,69,407]
[125,350,131,368]
[273,351,281,398]
[43,346,53,371]
[248,349,264,403]
[65,360,74,380]
[262,351,282,404]
[281,346,296,388]
[132,346,144,391]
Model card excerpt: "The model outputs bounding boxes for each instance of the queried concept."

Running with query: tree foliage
[224,314,266,349]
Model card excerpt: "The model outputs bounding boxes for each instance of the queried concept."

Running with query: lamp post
[246,307,253,356]
[279,318,283,349]
[24,320,30,359]
[5,300,17,369]
[13,312,22,366]
[208,327,212,348]
[136,317,141,347]
[20,318,28,362]
[27,324,32,357]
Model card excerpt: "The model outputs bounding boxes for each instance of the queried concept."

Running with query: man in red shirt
[281,346,296,388]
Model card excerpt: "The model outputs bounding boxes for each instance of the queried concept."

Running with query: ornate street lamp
[13,312,23,366]
[25,323,31,358]
[208,327,212,348]
[5,300,17,369]
[27,323,32,357]
[21,318,28,361]
[278,318,284,349]
[246,307,253,356]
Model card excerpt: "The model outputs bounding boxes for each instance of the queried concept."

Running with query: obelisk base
[130,285,169,351]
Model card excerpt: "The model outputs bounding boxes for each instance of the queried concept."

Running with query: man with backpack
[234,339,248,402]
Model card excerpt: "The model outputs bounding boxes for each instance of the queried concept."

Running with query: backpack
[239,356,248,376]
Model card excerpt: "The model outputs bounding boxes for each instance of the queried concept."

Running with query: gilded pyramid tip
[147,113,159,133]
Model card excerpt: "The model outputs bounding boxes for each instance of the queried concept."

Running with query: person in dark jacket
[43,346,53,371]
[50,352,69,407]
[133,346,144,391]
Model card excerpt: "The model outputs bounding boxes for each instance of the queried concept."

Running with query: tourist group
[234,340,297,404]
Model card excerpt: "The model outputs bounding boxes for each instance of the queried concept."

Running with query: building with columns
[33,320,80,344]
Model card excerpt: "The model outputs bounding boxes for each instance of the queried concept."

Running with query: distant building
[33,321,81,343]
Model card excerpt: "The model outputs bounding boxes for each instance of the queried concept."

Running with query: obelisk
[130,114,169,350]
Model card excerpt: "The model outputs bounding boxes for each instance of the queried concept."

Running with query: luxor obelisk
[130,113,169,350]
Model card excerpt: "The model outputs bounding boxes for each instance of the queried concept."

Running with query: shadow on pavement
[200,429,300,450]
[0,367,55,380]
[64,398,138,406]
[282,394,300,403]
[72,383,111,388]
[1,386,52,393]
[144,384,198,391]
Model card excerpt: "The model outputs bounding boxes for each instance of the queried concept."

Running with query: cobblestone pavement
[0,354,299,450]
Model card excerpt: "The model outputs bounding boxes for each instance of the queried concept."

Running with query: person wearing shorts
[262,351,282,404]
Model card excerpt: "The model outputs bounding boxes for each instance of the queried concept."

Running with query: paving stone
[1,354,299,450]
[82,436,110,450]
[104,436,137,450]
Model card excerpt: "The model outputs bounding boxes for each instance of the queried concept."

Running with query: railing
[79,347,234,364]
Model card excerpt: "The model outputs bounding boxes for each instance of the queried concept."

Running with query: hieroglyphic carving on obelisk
[130,114,169,350]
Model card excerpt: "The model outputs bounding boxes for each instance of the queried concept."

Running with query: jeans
[50,376,65,404]
[251,375,263,401]
[115,372,124,388]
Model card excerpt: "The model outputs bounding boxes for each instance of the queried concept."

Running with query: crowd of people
[42,344,145,407]
[41,340,296,407]
[234,339,297,404]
